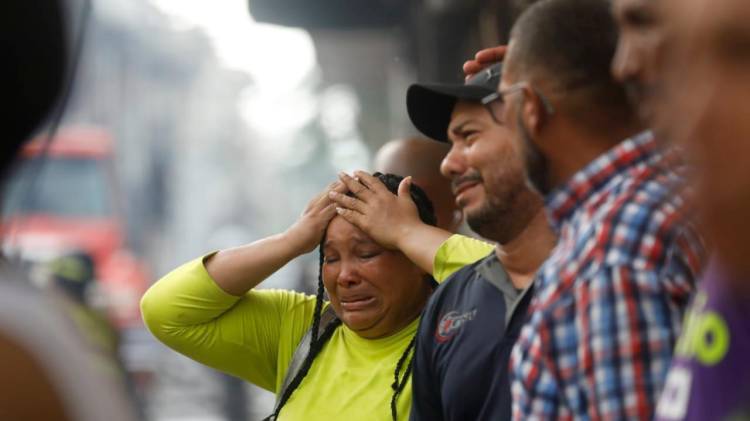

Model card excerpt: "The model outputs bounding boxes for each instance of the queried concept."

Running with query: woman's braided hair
[271,172,437,421]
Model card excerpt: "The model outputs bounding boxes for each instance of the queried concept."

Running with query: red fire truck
[1,126,150,329]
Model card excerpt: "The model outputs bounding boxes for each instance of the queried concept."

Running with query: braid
[390,334,417,421]
[268,243,341,420]
[270,172,436,420]
[309,245,327,343]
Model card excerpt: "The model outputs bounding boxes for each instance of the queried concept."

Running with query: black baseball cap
[407,62,502,142]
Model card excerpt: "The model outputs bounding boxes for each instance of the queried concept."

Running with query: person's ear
[521,86,546,136]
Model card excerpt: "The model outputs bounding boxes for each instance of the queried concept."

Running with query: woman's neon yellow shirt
[141,234,492,420]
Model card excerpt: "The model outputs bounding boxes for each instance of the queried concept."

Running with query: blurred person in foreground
[651,0,750,418]
[332,62,555,420]
[0,1,137,420]
[455,0,705,418]
[610,0,670,127]
[142,173,481,421]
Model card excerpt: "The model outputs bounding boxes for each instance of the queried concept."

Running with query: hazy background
[5,0,526,419]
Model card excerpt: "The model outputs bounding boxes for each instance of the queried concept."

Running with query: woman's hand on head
[329,171,422,251]
[284,181,347,254]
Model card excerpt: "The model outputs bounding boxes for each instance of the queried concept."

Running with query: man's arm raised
[463,45,508,79]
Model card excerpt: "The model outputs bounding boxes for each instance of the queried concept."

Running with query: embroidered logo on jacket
[435,309,477,343]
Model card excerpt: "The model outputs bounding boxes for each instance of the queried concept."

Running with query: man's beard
[465,178,531,244]
[466,207,502,242]
[624,80,655,124]
[518,112,552,196]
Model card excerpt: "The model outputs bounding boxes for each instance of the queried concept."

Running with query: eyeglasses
[480,82,556,124]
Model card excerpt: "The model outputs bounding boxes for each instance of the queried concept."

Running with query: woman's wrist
[279,227,318,258]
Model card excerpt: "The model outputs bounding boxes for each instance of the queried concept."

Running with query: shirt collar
[544,130,657,231]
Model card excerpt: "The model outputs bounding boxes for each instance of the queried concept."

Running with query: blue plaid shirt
[510,132,705,420]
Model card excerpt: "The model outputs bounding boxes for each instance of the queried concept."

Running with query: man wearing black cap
[332,60,556,419]
[405,60,557,421]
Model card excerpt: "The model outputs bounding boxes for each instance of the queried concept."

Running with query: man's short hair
[508,0,633,124]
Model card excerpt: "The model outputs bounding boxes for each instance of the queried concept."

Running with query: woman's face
[322,216,431,339]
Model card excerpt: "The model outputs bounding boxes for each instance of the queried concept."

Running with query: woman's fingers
[324,180,346,199]
[338,172,371,199]
[335,206,364,228]
[321,203,338,220]
[328,190,366,214]
[397,176,412,198]
[353,171,389,194]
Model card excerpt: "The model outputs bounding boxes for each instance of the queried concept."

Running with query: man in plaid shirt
[510,130,703,419]
[473,0,707,419]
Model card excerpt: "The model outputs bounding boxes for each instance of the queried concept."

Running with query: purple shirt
[656,261,750,420]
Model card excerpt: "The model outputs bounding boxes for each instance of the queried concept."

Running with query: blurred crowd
[2,0,749,420]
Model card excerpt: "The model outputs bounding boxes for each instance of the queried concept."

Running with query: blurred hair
[508,0,635,127]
